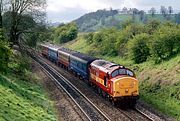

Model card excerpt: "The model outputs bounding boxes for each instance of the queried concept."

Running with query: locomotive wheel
[102,91,107,98]
[112,100,117,106]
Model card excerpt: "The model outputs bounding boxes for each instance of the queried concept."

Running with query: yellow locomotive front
[109,68,139,106]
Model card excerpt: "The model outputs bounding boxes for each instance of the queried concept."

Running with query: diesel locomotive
[40,44,139,106]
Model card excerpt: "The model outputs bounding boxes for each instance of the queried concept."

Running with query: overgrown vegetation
[77,21,180,64]
[0,29,12,73]
[65,20,180,120]
[53,22,78,43]
[0,29,57,121]
[127,33,150,63]
[0,53,58,121]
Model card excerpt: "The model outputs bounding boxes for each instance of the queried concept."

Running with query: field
[65,34,180,120]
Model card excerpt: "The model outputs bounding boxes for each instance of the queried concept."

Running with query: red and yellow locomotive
[89,59,139,105]
[40,43,139,106]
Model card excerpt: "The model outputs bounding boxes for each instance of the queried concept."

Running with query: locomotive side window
[111,70,119,77]
[127,70,134,76]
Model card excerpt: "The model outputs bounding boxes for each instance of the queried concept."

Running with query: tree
[144,20,161,34]
[132,8,139,21]
[4,0,46,46]
[139,10,145,21]
[127,33,150,63]
[160,6,168,17]
[122,7,128,14]
[3,11,47,48]
[168,6,173,14]
[175,13,180,24]
[54,22,78,43]
[148,7,156,17]
[0,29,12,72]
[0,0,3,28]
[150,25,180,62]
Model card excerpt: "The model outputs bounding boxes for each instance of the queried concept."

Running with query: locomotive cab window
[111,69,134,78]
[119,69,126,75]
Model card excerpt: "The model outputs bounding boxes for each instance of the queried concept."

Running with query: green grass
[65,35,180,120]
[0,71,57,121]
[137,55,180,120]
[64,34,91,53]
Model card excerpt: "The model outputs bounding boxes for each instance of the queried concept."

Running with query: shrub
[84,32,94,44]
[128,33,150,63]
[54,22,78,43]
[150,25,180,62]
[0,29,12,73]
[144,20,161,35]
[93,32,104,43]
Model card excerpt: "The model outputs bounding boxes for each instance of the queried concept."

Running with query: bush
[84,32,94,44]
[92,28,119,56]
[0,29,12,73]
[144,20,161,35]
[54,22,78,43]
[128,33,150,63]
[93,32,104,43]
[150,25,180,62]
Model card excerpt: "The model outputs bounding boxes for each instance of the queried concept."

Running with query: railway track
[135,107,155,121]
[34,53,155,121]
[31,53,111,121]
[23,46,160,121]
[117,108,154,121]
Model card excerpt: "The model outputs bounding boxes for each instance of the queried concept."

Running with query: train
[40,44,139,106]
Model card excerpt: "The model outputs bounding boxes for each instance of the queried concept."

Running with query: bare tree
[148,7,156,17]
[160,6,168,17]
[131,8,139,21]
[168,6,173,14]
[0,0,3,28]
[175,13,180,24]
[4,0,46,45]
[122,7,128,14]
[139,10,145,21]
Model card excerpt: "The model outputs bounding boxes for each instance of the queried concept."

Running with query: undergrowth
[65,35,180,120]
[0,53,57,121]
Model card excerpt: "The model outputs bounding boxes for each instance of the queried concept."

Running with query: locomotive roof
[91,59,124,73]
[71,52,97,62]
[58,47,75,54]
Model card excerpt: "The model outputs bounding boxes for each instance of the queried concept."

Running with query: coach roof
[71,52,97,62]
[58,47,75,54]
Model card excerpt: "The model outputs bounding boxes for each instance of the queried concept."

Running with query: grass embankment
[65,35,180,120]
[0,54,57,121]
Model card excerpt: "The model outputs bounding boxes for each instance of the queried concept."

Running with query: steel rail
[32,54,111,121]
